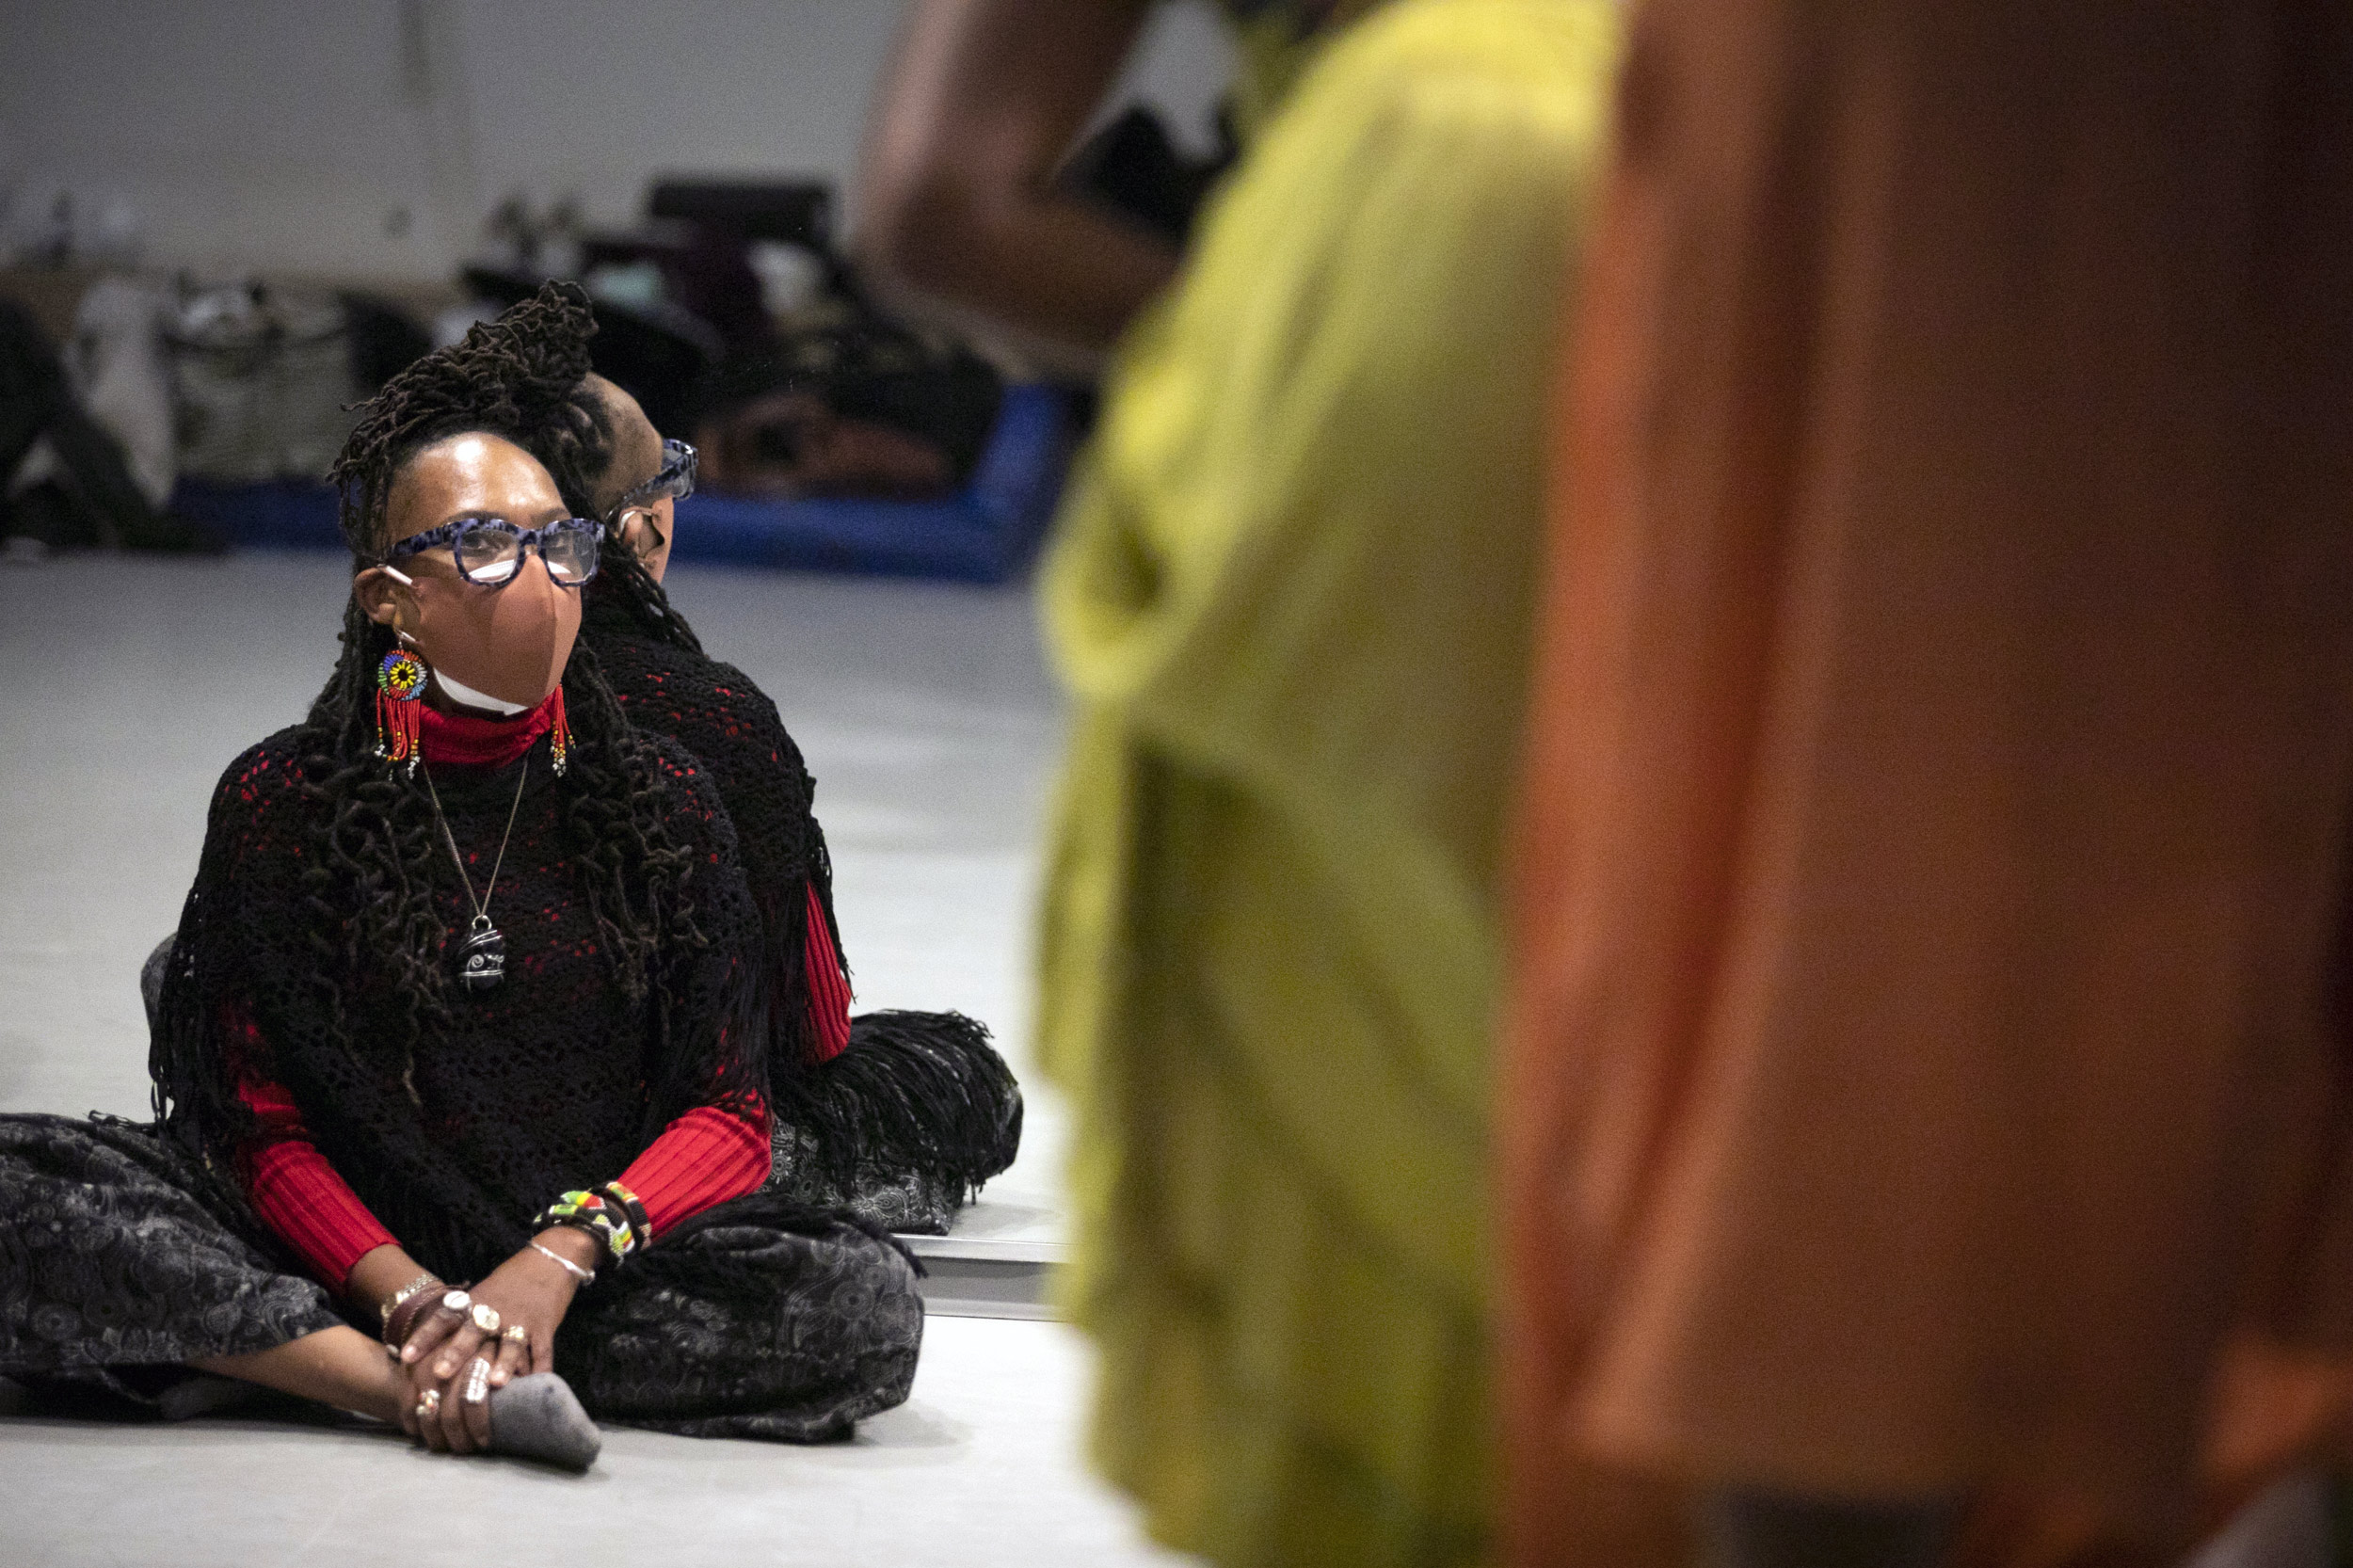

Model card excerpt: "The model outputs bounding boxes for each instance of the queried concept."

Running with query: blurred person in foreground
[1497,3,2353,1565]
[856,0,1385,376]
[1026,2,1614,1562]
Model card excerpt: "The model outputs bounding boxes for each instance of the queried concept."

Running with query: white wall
[0,0,1233,287]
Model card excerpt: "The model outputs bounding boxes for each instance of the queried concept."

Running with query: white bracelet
[529,1240,595,1285]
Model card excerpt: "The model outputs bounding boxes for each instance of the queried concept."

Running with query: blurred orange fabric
[1497,2,2353,1562]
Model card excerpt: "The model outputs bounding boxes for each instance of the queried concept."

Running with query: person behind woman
[0,313,923,1464]
[457,284,1024,1237]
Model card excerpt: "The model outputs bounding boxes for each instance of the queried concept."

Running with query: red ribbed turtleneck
[419,686,559,769]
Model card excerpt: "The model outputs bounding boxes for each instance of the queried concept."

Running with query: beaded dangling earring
[548,684,571,776]
[376,648,427,770]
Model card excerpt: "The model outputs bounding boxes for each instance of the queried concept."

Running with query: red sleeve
[803,882,853,1064]
[617,1093,775,1240]
[233,1075,397,1292]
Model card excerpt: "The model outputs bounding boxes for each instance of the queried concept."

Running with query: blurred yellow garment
[1218,0,1395,143]
[1034,3,1619,1563]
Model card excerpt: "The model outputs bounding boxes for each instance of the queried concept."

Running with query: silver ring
[440,1289,471,1315]
[464,1358,491,1404]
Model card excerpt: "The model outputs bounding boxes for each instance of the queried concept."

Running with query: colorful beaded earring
[548,685,571,776]
[376,648,427,770]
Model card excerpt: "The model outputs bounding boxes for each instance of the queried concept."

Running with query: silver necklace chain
[421,754,529,928]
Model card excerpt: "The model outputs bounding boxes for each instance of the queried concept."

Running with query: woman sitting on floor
[0,318,924,1466]
[477,284,1023,1236]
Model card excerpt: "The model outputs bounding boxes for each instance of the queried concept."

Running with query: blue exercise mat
[169,384,1076,585]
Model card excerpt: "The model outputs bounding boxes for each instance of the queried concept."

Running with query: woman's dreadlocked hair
[287,281,708,1091]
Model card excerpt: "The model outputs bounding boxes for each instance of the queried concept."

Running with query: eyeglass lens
[661,440,696,500]
[455,521,599,585]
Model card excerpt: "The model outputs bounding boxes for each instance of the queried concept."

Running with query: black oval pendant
[456,921,506,994]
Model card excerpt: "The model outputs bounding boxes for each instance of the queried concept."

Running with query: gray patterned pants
[0,1113,921,1442]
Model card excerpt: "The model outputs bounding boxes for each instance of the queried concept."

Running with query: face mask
[398,553,580,711]
[430,666,530,716]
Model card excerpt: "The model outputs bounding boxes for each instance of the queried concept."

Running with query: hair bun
[328,280,605,556]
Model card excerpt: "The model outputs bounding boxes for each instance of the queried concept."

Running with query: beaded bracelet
[532,1181,649,1266]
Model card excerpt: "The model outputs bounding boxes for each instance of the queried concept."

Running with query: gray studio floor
[0,552,1190,1567]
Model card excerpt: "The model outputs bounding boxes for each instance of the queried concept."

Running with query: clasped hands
[391,1229,598,1454]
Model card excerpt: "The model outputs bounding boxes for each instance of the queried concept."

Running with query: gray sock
[487,1371,600,1471]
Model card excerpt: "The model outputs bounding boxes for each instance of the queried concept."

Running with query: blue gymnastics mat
[169,384,1076,585]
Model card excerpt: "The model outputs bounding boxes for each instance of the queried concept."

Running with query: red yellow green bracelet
[533,1181,649,1264]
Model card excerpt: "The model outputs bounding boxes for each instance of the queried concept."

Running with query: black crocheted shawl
[578,597,1024,1204]
[579,594,849,1075]
[149,714,769,1285]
